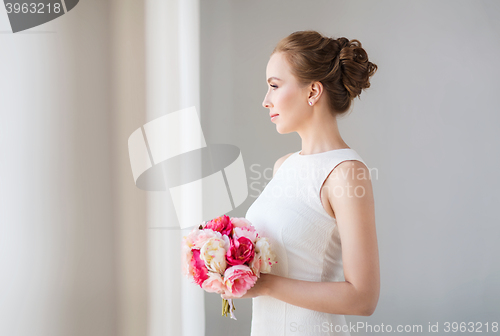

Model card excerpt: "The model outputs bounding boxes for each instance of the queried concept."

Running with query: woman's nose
[262,98,272,108]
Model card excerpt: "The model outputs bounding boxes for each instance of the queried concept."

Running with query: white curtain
[145,0,206,335]
[1,1,118,336]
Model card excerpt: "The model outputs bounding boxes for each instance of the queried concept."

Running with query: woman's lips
[270,114,279,121]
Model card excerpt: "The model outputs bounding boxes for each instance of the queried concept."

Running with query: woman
[221,30,380,335]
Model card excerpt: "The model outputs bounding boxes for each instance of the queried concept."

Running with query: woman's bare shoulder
[273,152,295,177]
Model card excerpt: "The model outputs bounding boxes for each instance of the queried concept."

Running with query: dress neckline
[296,148,352,157]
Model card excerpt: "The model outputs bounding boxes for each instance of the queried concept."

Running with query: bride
[221,30,380,335]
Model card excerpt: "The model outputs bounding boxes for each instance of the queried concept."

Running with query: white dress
[246,148,367,336]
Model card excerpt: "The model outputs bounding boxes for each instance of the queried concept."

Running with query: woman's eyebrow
[267,77,282,83]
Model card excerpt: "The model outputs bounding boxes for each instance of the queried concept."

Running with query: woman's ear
[308,81,323,101]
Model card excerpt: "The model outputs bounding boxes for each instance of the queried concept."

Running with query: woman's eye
[270,84,278,89]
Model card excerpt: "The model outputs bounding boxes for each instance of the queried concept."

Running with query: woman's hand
[221,273,273,300]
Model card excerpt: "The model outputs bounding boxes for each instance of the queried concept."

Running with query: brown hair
[271,30,377,115]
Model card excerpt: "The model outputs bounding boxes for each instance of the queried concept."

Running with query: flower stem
[221,298,237,318]
[222,298,228,317]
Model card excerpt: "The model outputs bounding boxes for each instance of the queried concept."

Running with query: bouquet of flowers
[181,214,277,320]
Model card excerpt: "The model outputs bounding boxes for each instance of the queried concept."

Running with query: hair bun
[336,37,377,100]
[337,37,351,50]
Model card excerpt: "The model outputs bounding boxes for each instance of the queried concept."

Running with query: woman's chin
[275,126,292,134]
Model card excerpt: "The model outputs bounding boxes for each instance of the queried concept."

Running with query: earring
[309,101,312,106]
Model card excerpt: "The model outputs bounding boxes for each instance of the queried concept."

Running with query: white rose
[200,237,227,274]
[255,237,277,273]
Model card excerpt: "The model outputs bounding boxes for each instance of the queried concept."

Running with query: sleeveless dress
[246,148,367,336]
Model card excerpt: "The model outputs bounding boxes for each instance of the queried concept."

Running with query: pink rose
[202,272,226,294]
[230,217,253,228]
[233,226,258,244]
[223,265,258,298]
[226,236,255,266]
[181,248,193,277]
[192,229,220,249]
[205,215,233,237]
[183,222,209,248]
[190,249,209,287]
[182,226,216,278]
[249,253,262,278]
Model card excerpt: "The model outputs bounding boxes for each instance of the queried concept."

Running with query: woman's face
[262,52,310,134]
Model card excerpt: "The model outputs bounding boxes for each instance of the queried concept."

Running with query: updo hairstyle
[271,30,377,115]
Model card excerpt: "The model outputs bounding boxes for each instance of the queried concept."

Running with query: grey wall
[201,0,500,335]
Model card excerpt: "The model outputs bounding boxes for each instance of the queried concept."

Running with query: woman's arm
[222,160,380,316]
[262,274,371,316]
